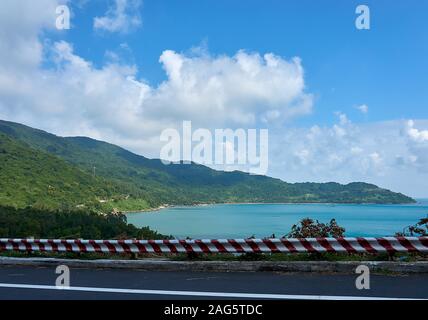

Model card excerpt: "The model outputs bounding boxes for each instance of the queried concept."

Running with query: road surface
[0,265,426,300]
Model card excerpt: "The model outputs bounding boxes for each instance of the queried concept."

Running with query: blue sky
[1,0,428,197]
[59,0,428,126]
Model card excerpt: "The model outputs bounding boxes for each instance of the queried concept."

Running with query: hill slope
[0,119,415,209]
[0,132,146,209]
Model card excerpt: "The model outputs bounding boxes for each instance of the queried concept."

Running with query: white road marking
[0,283,423,300]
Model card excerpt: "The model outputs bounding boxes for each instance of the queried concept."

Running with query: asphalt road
[0,265,426,300]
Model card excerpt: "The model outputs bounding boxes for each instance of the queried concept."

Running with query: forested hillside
[0,119,415,211]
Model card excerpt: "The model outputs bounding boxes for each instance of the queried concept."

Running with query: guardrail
[0,237,427,254]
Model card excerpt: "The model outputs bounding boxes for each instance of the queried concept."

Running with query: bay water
[126,200,428,239]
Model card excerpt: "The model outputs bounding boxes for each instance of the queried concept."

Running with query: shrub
[286,218,345,238]
[397,218,428,237]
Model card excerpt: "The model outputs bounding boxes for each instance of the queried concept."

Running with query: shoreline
[122,205,169,214]
[123,200,425,214]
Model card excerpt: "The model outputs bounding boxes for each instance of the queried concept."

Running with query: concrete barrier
[1,257,427,274]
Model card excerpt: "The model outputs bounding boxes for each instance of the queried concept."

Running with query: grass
[2,250,426,262]
[166,251,428,262]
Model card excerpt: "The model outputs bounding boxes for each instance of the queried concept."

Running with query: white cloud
[334,112,350,126]
[151,49,313,128]
[406,120,428,142]
[0,0,65,72]
[369,152,382,167]
[94,0,142,33]
[357,104,369,114]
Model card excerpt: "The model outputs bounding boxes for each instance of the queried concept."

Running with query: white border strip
[0,283,422,300]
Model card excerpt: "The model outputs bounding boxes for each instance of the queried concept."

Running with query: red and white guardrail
[0,237,427,254]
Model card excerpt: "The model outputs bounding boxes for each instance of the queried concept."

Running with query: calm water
[126,200,428,239]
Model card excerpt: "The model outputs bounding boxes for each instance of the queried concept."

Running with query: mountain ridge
[0,119,416,210]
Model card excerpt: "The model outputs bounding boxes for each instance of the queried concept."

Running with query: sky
[0,0,427,197]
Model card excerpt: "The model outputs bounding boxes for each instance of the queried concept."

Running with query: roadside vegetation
[396,217,428,236]
[2,250,426,263]
[0,206,169,240]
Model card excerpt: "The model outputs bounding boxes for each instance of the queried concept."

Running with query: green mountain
[0,132,140,209]
[0,119,415,210]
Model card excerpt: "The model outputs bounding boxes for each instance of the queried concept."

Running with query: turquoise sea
[126,200,428,239]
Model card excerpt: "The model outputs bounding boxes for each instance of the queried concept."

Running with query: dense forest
[0,206,167,239]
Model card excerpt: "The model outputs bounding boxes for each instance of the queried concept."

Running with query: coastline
[123,200,426,215]
[122,205,169,214]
